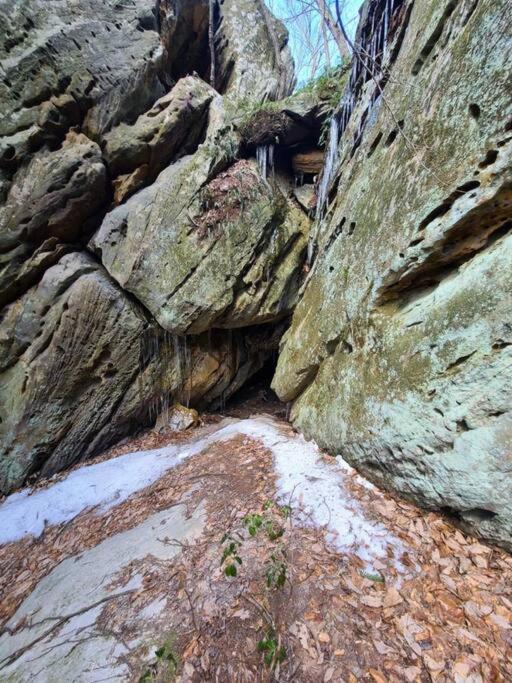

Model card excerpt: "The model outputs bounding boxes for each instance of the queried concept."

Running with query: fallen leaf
[403,666,421,682]
[232,608,251,620]
[383,587,403,608]
[373,639,394,655]
[488,612,510,629]
[423,654,445,672]
[324,666,335,682]
[361,594,383,608]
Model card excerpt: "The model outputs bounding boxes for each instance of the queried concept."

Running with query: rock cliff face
[0,0,309,492]
[273,0,512,550]
[1,0,511,554]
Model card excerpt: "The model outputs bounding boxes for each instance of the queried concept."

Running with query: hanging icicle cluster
[138,327,193,426]
[315,0,407,221]
[256,144,275,180]
[315,116,340,224]
[209,0,217,89]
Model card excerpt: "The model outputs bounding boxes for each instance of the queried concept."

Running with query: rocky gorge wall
[1,0,511,556]
[273,0,512,550]
[0,0,312,493]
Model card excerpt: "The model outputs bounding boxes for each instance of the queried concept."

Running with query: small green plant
[221,533,243,577]
[361,570,385,583]
[257,630,287,668]
[243,512,264,536]
[244,507,285,541]
[265,549,287,589]
[264,518,284,541]
[139,638,179,682]
[263,499,292,518]
[296,62,349,108]
[278,504,292,519]
[220,503,291,670]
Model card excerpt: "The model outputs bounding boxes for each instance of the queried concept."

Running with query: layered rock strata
[273,0,512,550]
[0,0,309,492]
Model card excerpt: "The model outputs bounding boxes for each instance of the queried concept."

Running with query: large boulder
[273,0,512,550]
[103,76,216,203]
[91,109,309,334]
[214,0,294,102]
[0,251,279,493]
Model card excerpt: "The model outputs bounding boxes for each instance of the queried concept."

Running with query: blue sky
[268,0,364,85]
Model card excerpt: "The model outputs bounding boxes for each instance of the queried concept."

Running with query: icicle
[208,0,216,89]
[383,0,390,41]
[256,144,275,180]
[285,402,291,421]
[315,115,340,225]
[256,145,267,178]
[184,336,191,409]
[269,144,275,178]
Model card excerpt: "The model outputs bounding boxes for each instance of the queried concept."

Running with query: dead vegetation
[1,414,511,682]
[195,160,263,239]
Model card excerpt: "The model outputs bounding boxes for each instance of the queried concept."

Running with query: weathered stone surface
[0,502,205,681]
[104,76,215,200]
[159,0,294,103]
[165,404,200,432]
[91,122,309,335]
[0,132,106,305]
[273,0,512,549]
[0,252,148,491]
[214,0,294,102]
[0,0,168,174]
[0,132,105,249]
[0,251,279,492]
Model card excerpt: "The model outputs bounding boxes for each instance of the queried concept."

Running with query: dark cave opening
[221,353,288,420]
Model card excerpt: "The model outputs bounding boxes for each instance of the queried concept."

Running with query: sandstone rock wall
[0,0,311,492]
[274,0,512,550]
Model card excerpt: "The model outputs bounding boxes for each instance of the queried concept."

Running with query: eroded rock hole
[2,145,16,162]
[469,103,481,120]
[478,149,499,168]
[367,131,383,157]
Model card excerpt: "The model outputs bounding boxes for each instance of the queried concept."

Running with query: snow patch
[0,417,408,573]
[0,421,244,545]
[242,418,408,572]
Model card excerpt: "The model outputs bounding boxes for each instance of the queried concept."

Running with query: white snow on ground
[0,420,241,545]
[236,417,408,572]
[0,416,407,572]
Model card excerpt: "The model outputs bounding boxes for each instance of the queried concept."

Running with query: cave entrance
[221,354,288,420]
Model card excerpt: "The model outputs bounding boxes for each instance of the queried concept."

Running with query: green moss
[295,63,349,110]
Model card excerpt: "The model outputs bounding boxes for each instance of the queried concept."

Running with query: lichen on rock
[273,0,512,550]
[0,0,306,492]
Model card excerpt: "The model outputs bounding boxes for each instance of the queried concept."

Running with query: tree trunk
[315,0,351,60]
